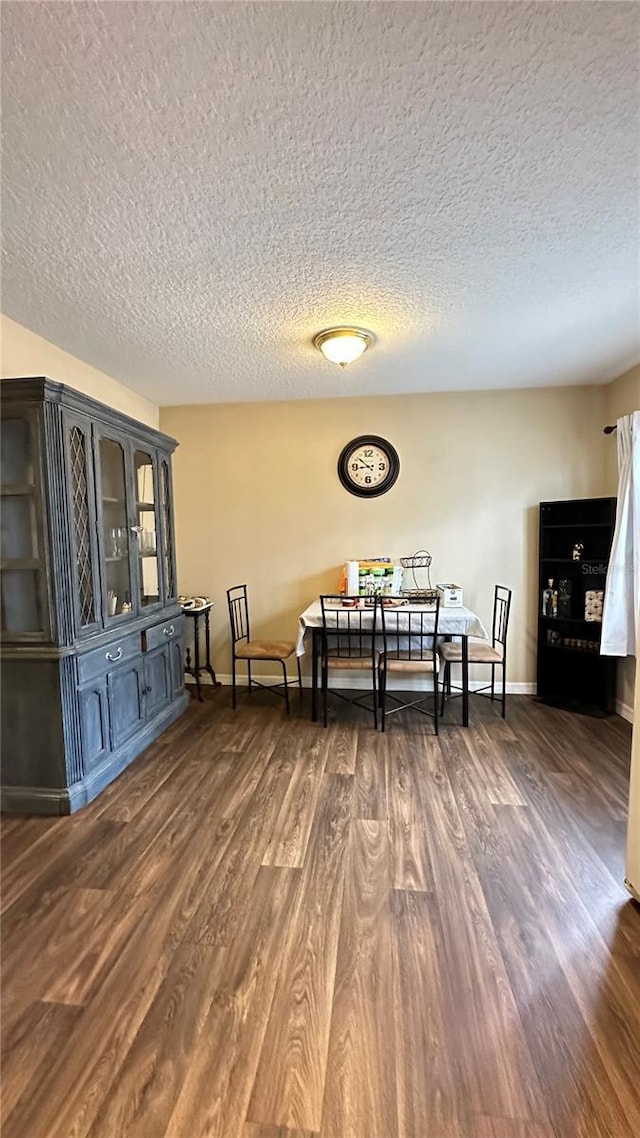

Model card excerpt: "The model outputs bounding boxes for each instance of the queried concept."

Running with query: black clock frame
[337,434,400,498]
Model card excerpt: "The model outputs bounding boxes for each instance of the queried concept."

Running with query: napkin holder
[436,583,464,607]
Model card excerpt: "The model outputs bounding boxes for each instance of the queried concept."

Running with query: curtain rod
[603,424,617,434]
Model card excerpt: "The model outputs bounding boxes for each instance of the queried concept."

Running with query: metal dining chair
[227,584,302,713]
[438,585,512,719]
[378,596,441,733]
[319,596,379,729]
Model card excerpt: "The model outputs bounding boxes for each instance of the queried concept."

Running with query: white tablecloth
[296,600,488,656]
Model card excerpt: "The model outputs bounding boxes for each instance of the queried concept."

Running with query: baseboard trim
[0,784,70,815]
[616,700,635,724]
[192,673,537,695]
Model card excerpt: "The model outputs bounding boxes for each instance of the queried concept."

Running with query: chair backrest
[227,584,250,646]
[379,597,441,662]
[492,585,512,649]
[320,595,379,660]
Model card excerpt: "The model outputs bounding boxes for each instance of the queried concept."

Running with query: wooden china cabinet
[1,378,188,813]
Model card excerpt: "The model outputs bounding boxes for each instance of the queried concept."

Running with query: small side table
[183,604,220,701]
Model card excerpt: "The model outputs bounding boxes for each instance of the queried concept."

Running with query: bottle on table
[372,567,385,595]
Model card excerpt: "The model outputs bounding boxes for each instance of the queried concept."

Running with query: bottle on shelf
[557,578,572,618]
[542,578,557,618]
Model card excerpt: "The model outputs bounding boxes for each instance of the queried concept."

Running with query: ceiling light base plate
[313,326,374,367]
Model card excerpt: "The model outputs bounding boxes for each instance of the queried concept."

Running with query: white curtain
[601,411,640,657]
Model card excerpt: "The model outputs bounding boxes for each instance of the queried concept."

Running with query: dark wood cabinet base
[534,692,615,718]
[1,691,188,814]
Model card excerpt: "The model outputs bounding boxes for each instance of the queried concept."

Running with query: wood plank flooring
[1,690,639,1137]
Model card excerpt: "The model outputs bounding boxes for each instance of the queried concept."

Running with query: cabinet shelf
[1,484,34,496]
[102,495,125,505]
[541,642,601,655]
[539,615,601,626]
[540,522,612,530]
[0,558,41,571]
[136,501,155,510]
[105,555,129,563]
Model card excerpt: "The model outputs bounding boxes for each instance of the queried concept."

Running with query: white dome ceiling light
[313,327,374,368]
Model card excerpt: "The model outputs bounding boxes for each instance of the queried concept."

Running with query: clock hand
[358,459,374,470]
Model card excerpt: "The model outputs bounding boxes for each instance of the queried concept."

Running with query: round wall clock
[337,435,400,498]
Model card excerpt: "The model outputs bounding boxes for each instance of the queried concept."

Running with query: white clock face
[338,435,400,497]
[345,441,390,489]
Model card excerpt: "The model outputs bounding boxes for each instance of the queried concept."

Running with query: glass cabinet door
[67,419,100,633]
[134,450,161,609]
[98,436,134,620]
[159,458,177,603]
[0,412,49,639]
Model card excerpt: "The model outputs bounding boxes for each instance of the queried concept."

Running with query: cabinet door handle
[163,625,174,637]
[106,647,123,662]
[142,685,152,695]
[130,525,143,535]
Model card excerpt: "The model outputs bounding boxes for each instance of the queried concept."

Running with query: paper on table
[345,560,360,595]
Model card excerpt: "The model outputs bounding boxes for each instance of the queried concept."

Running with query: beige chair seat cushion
[235,639,296,660]
[381,650,439,674]
[327,655,377,670]
[438,638,503,664]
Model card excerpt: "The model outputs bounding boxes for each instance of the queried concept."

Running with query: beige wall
[0,314,158,427]
[604,363,640,490]
[162,384,608,686]
[4,307,632,706]
[604,364,640,717]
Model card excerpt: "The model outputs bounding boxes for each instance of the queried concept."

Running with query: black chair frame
[440,585,512,719]
[319,596,379,729]
[227,584,302,714]
[378,598,440,733]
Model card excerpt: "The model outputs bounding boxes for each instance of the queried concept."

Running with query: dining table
[296,598,489,727]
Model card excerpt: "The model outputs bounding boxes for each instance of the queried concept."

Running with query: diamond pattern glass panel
[69,426,95,626]
[162,462,176,599]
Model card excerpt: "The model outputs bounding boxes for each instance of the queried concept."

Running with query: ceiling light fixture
[313,326,374,368]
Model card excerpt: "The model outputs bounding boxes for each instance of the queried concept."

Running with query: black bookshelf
[536,497,617,716]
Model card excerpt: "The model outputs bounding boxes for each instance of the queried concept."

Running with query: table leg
[203,608,220,686]
[193,611,203,702]
[311,628,319,722]
[462,634,469,727]
[184,644,195,701]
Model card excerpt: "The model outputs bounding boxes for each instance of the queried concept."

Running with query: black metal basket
[399,549,434,600]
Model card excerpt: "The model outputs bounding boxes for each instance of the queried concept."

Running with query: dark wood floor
[1,689,638,1138]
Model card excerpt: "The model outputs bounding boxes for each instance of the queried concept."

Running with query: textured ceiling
[1,1,639,405]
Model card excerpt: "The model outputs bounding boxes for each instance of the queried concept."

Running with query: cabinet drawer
[78,632,141,684]
[145,615,184,653]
